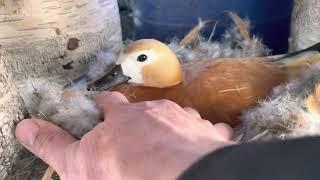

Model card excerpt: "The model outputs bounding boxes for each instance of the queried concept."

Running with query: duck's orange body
[110,58,287,127]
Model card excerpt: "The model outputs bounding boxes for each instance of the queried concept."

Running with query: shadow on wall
[121,0,293,54]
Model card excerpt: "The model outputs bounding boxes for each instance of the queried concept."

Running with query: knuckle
[138,99,178,109]
[109,91,125,99]
[137,101,165,115]
[186,108,201,118]
[136,100,181,119]
[157,99,178,108]
[36,130,68,156]
[140,101,159,114]
[139,101,155,108]
[184,107,197,112]
[202,120,213,126]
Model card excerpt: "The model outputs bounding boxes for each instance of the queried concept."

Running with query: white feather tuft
[241,62,320,141]
[87,51,118,80]
[18,79,100,138]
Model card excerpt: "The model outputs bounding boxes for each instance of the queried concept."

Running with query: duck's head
[88,39,183,90]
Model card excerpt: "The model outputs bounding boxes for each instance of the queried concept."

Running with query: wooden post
[289,0,320,51]
[0,0,122,178]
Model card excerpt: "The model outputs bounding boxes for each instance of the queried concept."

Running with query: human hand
[15,91,235,180]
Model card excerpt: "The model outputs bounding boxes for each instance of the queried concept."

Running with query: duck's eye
[137,54,148,62]
[111,72,117,77]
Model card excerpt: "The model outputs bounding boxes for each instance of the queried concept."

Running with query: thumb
[15,118,77,173]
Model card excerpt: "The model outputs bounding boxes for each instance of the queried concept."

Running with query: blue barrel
[132,0,293,54]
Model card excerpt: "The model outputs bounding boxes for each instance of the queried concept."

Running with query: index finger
[95,91,129,114]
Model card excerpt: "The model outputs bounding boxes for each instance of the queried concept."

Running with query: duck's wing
[267,42,320,70]
[181,59,288,127]
[272,42,320,62]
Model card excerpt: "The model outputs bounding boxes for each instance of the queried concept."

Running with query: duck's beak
[87,64,131,91]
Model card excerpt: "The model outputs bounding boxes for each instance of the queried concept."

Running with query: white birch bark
[0,0,122,178]
[289,0,320,51]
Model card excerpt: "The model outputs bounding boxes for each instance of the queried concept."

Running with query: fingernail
[16,119,40,146]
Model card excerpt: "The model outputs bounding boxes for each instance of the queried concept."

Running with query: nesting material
[17,51,117,138]
[241,62,320,141]
[18,79,100,138]
[179,19,211,47]
[168,14,270,63]
[87,51,118,81]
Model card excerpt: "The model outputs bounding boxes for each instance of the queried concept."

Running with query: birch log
[289,0,320,51]
[0,0,122,178]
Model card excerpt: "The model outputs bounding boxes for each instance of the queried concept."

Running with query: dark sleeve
[179,137,320,180]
